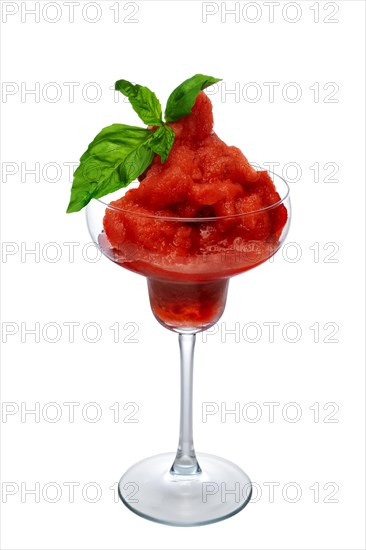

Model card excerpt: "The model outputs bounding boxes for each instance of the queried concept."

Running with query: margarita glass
[86,173,290,526]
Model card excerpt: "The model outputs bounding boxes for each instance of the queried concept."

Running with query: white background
[1,1,365,549]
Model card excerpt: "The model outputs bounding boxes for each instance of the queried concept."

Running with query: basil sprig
[67,74,221,213]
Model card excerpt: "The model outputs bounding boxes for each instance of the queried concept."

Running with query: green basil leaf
[165,74,222,123]
[115,79,163,126]
[66,124,154,213]
[149,125,175,163]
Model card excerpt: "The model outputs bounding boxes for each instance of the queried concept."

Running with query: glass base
[118,452,252,526]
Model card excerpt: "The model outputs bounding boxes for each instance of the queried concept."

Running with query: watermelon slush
[102,93,288,330]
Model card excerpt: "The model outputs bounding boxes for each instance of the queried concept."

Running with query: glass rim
[92,172,290,222]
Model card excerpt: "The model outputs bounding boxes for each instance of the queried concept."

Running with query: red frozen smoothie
[103,93,288,330]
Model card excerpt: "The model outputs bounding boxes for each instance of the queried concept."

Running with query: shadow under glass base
[118,452,252,526]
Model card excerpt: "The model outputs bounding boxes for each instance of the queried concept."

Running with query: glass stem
[171,333,201,476]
